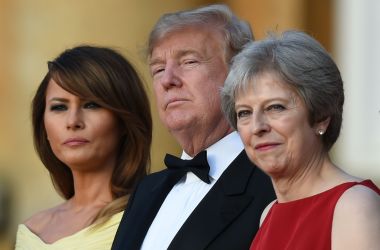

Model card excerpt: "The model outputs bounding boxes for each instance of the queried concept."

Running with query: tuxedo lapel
[168,151,255,250]
[112,171,175,250]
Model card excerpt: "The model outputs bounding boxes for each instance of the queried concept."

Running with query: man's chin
[164,119,194,133]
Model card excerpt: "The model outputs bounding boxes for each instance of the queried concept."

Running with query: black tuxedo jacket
[112,150,275,250]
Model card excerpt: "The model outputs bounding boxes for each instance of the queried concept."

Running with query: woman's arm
[259,199,277,226]
[332,185,380,250]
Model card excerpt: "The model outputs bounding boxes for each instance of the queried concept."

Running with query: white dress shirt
[141,132,244,250]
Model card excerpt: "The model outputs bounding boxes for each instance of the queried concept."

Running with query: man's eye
[184,60,197,64]
[182,59,200,67]
[152,67,164,76]
[50,104,67,111]
[84,102,101,109]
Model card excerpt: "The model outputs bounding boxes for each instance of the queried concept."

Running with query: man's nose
[160,64,182,90]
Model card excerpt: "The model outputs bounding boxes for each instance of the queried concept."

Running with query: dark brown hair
[32,45,152,222]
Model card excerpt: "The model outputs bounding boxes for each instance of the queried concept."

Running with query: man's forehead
[149,28,224,63]
[150,47,201,60]
[155,24,222,45]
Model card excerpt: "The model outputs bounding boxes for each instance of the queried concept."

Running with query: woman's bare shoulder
[337,184,380,213]
[23,204,65,233]
[260,199,277,226]
[332,184,380,249]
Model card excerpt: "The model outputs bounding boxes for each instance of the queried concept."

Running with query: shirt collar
[181,131,244,181]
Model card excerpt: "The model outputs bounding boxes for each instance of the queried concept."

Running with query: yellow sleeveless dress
[15,211,123,250]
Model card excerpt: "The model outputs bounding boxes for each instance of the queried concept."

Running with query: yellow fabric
[15,211,123,250]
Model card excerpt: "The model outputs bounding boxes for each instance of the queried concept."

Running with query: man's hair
[147,4,253,61]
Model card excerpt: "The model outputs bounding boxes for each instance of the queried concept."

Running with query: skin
[149,26,233,156]
[332,184,380,250]
[44,80,121,174]
[235,72,332,199]
[235,71,380,249]
[24,79,122,243]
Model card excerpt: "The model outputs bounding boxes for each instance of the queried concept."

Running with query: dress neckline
[19,211,123,245]
[274,179,371,206]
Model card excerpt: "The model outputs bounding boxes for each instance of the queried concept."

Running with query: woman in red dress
[221,30,380,250]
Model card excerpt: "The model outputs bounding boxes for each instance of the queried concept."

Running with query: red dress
[250,180,380,250]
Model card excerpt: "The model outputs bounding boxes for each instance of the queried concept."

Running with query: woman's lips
[63,138,89,146]
[254,142,281,151]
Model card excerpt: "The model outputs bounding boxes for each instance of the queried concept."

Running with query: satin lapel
[168,151,255,250]
[112,171,175,250]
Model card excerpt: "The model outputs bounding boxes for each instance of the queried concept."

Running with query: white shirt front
[141,132,244,250]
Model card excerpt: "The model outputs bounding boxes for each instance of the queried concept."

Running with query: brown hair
[32,45,152,223]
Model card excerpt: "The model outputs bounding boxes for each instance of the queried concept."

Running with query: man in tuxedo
[112,4,275,250]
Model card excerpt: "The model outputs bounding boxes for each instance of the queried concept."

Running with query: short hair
[32,45,152,223]
[221,31,344,150]
[147,4,253,61]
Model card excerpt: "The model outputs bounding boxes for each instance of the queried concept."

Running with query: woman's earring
[318,129,324,135]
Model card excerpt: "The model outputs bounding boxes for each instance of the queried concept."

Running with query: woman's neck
[70,170,113,208]
[272,157,349,203]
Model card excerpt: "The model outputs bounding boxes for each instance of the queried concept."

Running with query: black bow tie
[164,150,211,184]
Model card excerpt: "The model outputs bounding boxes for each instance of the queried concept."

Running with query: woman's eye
[267,104,285,112]
[84,102,101,109]
[50,104,67,111]
[237,110,251,119]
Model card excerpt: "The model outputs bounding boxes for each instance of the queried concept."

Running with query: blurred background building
[0,0,378,248]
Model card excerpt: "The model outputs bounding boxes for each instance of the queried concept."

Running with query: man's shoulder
[146,168,170,178]
[137,168,170,186]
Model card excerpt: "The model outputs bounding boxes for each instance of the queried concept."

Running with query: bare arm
[332,185,380,250]
[260,200,277,226]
